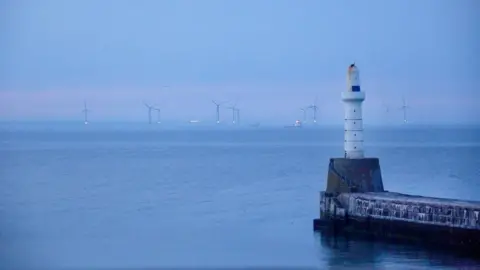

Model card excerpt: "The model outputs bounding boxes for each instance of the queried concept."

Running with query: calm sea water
[0,123,479,269]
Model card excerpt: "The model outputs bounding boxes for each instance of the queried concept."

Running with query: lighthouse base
[325,158,384,194]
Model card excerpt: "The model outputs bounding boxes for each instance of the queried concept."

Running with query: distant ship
[284,120,302,128]
[189,120,200,124]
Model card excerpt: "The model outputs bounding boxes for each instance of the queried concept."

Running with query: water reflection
[314,231,480,269]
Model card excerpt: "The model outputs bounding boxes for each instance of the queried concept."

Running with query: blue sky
[1,0,478,124]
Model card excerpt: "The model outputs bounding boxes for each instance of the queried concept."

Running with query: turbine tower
[380,98,390,113]
[143,102,154,124]
[235,108,240,125]
[227,104,237,124]
[342,63,365,159]
[400,97,409,124]
[300,107,307,122]
[154,107,161,124]
[309,96,319,123]
[82,100,90,125]
[212,100,226,124]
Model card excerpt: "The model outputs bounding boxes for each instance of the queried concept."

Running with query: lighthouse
[342,63,365,159]
[322,63,384,194]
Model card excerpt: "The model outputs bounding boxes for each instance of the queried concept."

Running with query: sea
[0,123,479,269]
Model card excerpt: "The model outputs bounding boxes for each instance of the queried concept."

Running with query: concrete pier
[314,158,480,249]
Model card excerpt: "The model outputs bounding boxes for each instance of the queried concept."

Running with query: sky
[0,0,479,125]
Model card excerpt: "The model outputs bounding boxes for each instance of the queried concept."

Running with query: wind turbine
[212,100,227,124]
[309,96,319,123]
[153,86,168,124]
[300,107,307,122]
[399,97,409,124]
[143,102,154,124]
[227,103,237,124]
[154,107,161,124]
[382,101,390,113]
[82,100,90,125]
[235,108,240,125]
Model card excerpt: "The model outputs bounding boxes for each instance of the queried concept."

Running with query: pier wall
[320,192,480,230]
[316,156,480,250]
[316,191,480,249]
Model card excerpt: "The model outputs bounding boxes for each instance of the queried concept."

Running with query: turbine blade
[143,101,152,108]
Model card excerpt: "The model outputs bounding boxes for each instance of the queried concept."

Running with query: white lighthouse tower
[342,63,365,159]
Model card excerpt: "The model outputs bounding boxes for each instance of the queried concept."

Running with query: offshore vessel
[284,120,302,128]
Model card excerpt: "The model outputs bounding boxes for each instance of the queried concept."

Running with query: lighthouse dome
[347,63,361,92]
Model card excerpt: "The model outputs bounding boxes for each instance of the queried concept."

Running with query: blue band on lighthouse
[351,86,361,92]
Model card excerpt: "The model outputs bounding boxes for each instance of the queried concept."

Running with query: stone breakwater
[320,192,480,230]
[314,157,480,251]
[315,191,480,250]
